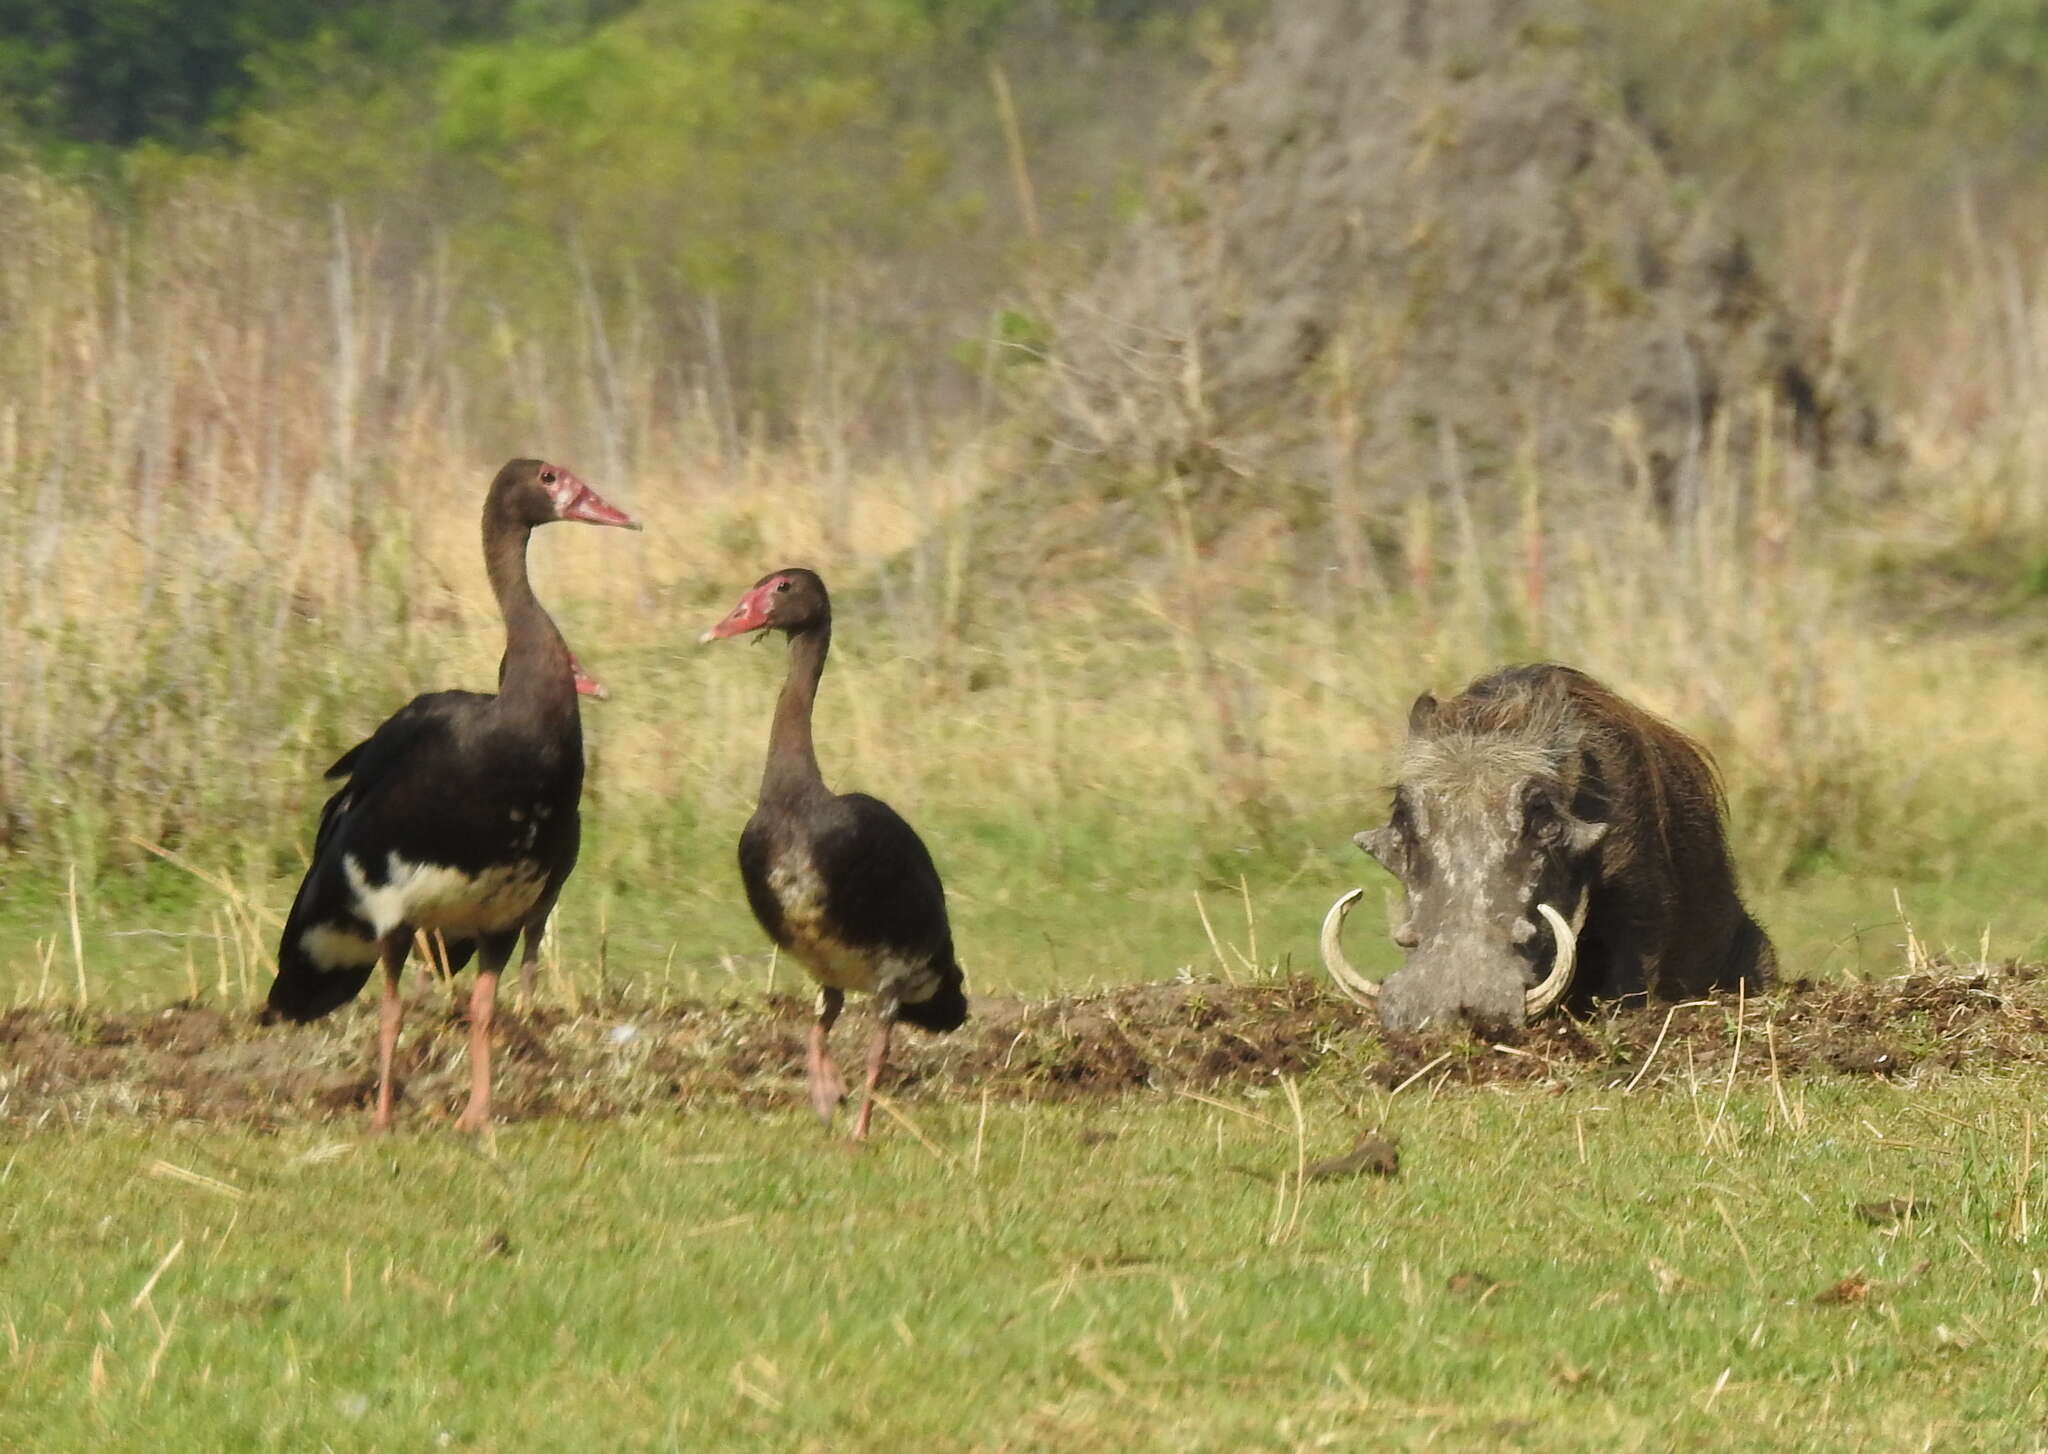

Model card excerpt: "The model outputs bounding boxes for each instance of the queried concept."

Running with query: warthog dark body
[1326,664,1774,1035]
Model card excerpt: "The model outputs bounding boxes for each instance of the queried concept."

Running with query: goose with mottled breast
[702,568,967,1140]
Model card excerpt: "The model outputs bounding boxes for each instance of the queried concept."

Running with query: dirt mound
[1025,0,1880,578]
[2,965,2042,1129]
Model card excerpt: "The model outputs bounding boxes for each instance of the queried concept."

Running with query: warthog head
[1322,690,1608,1036]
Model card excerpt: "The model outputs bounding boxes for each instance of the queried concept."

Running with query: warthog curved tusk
[1320,889,1380,1007]
[1526,896,1588,1018]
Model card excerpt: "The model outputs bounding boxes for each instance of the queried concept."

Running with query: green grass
[3,675,2041,1453]
[4,1080,2046,1449]
[4,807,2046,1011]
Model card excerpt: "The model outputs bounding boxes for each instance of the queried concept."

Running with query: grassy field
[4,1075,2046,1450]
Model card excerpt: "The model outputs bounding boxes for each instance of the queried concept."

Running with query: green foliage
[0,0,311,147]
[186,0,1225,421]
[0,0,584,150]
[1592,0,2048,180]
[2,0,1232,424]
[430,0,948,294]
[1761,0,2048,125]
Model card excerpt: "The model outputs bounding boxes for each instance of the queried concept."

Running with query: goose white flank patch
[339,854,551,939]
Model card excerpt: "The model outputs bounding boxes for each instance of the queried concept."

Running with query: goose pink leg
[517,932,540,1014]
[850,1017,895,1142]
[371,935,409,1133]
[455,967,500,1134]
[807,989,847,1126]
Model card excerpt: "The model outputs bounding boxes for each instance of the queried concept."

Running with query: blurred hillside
[1032,0,1883,588]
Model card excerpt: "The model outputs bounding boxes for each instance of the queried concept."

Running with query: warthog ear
[1564,815,1609,856]
[1407,692,1441,736]
[1355,826,1401,871]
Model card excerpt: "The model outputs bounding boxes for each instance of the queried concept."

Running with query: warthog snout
[1323,877,1590,1036]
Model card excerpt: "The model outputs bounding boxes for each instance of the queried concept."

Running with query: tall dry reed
[2,167,2045,996]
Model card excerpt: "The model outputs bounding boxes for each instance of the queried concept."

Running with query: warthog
[1322,664,1774,1035]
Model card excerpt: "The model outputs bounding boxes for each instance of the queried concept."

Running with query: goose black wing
[310,691,488,858]
[815,793,955,966]
[270,691,494,1022]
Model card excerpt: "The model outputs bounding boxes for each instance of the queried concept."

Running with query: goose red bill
[540,464,641,530]
[559,481,641,530]
[700,581,778,642]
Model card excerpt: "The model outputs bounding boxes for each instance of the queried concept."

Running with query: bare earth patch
[2,964,2044,1128]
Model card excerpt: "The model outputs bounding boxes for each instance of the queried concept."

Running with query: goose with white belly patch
[266,459,640,1133]
[702,568,968,1140]
[416,650,609,1015]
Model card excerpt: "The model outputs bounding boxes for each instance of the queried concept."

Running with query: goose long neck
[484,511,574,720]
[762,621,829,804]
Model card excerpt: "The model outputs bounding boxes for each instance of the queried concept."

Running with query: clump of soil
[1023,0,1881,580]
[1,961,2042,1129]
[1813,1273,1874,1306]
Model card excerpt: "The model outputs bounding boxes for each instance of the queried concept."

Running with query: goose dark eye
[775,580,791,593]
[541,470,557,484]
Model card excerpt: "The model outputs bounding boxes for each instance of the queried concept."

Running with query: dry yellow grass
[3,166,2047,1002]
